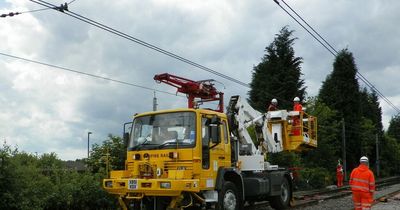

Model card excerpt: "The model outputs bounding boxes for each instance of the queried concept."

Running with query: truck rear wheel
[269,177,291,210]
[216,181,240,210]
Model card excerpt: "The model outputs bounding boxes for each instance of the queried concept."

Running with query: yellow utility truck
[103,73,317,210]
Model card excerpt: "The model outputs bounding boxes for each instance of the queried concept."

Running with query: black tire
[216,181,240,210]
[269,177,292,210]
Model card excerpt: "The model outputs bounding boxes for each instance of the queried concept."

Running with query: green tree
[302,97,340,170]
[248,26,306,111]
[7,152,54,210]
[0,142,118,210]
[383,116,400,176]
[358,88,383,171]
[0,143,18,210]
[359,117,376,158]
[380,135,400,176]
[359,88,383,136]
[387,115,400,142]
[87,134,125,173]
[318,49,362,169]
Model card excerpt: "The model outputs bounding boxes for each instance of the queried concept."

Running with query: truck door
[201,116,225,189]
[221,120,231,167]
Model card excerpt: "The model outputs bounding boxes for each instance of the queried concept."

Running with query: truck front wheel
[269,177,291,210]
[216,181,240,210]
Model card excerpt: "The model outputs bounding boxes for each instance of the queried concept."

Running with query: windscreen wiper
[131,139,158,151]
[157,140,179,149]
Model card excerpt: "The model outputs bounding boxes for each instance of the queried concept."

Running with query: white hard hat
[293,97,300,102]
[360,156,369,163]
[271,98,277,104]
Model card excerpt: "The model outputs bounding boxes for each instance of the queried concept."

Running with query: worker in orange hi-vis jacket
[292,97,302,135]
[293,97,302,112]
[349,156,375,210]
[336,160,344,187]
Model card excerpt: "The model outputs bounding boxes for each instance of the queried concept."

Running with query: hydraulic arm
[154,73,224,112]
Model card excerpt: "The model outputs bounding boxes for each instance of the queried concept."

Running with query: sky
[1,0,399,160]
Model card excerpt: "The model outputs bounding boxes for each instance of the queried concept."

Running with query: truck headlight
[133,154,141,160]
[169,152,178,159]
[105,181,113,188]
[156,168,163,177]
[160,182,171,189]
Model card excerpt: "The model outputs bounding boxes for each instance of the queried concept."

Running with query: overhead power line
[68,0,78,5]
[29,0,251,89]
[274,0,400,114]
[0,52,183,98]
[1,0,77,18]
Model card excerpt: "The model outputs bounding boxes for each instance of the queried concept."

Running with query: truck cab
[104,108,242,209]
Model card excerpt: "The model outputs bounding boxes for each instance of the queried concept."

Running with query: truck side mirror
[210,124,220,144]
[123,121,133,148]
[209,116,221,144]
[123,132,130,147]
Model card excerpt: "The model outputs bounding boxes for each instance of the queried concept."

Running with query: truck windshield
[128,112,196,151]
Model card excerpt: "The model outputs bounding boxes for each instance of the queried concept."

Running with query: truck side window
[201,117,210,169]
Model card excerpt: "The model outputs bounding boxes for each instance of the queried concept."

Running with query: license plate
[128,179,138,190]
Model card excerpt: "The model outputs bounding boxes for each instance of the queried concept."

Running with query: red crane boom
[154,73,224,112]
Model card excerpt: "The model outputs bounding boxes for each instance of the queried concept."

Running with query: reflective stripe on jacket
[349,164,375,193]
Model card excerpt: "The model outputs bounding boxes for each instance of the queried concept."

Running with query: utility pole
[87,131,92,159]
[375,134,380,177]
[153,91,158,111]
[342,118,347,181]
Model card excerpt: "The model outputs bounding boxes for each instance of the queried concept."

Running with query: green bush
[0,143,118,210]
[297,167,333,189]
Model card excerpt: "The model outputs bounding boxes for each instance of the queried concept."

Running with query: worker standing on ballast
[268,98,278,111]
[336,160,344,187]
[349,156,375,210]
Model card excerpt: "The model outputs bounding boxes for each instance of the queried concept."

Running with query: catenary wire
[19,7,51,14]
[0,51,184,98]
[272,0,336,56]
[0,8,50,18]
[274,0,400,114]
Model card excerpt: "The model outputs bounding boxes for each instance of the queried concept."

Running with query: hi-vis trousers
[352,191,373,210]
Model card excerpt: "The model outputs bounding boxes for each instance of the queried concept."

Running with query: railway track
[373,190,400,209]
[248,176,400,210]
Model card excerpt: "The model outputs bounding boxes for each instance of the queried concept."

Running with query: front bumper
[103,178,201,197]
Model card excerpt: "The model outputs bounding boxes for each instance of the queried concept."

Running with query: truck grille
[164,161,193,172]
[127,162,135,171]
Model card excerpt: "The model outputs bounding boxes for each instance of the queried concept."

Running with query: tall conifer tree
[249,26,306,111]
[318,49,361,169]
